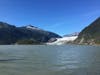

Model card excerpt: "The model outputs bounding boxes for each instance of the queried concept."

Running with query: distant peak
[25,25,41,30]
[64,32,79,37]
[27,24,35,27]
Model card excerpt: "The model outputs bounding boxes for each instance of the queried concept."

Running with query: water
[0,45,100,75]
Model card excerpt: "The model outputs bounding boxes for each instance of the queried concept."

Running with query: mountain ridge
[0,22,61,44]
[74,17,100,45]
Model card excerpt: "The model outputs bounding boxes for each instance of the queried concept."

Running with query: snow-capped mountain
[25,25,42,30]
[0,22,61,44]
[64,32,79,37]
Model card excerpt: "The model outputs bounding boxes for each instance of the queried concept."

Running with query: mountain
[0,22,61,44]
[74,17,100,45]
[64,32,79,37]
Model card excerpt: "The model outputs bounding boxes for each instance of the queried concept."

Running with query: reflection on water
[0,45,100,75]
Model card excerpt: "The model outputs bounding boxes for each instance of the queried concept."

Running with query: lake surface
[0,45,100,75]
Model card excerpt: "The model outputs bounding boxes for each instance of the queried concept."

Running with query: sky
[0,0,100,36]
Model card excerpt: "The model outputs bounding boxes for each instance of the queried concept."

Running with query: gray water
[0,45,100,75]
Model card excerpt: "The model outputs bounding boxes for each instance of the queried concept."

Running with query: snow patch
[26,25,41,30]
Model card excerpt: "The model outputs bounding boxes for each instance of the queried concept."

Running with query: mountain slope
[75,17,100,45]
[0,22,61,44]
